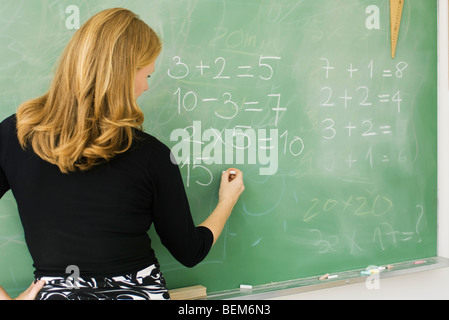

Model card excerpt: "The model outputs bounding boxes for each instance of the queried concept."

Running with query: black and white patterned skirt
[35,264,170,300]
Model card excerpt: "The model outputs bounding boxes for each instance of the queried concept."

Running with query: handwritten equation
[166,54,305,183]
[167,55,286,125]
[316,57,410,171]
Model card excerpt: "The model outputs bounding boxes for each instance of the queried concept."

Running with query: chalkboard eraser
[169,285,207,300]
[240,284,253,290]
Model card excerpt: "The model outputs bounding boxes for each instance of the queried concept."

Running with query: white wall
[269,0,449,300]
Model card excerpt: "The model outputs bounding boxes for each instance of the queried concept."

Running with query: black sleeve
[0,117,11,199]
[0,166,9,199]
[149,145,214,268]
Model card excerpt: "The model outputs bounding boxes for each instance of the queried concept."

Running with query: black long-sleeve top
[0,114,213,278]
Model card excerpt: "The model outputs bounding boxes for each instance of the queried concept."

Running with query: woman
[0,8,244,300]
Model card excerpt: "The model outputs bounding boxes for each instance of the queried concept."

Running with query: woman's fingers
[0,285,12,300]
[14,280,46,300]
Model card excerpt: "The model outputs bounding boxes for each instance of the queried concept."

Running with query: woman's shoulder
[132,129,169,152]
[131,128,175,162]
[0,114,17,142]
[0,114,16,128]
[130,128,179,173]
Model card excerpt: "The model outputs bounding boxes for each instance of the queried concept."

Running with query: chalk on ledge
[360,270,372,276]
[240,284,253,290]
[319,273,338,280]
[414,260,426,265]
[360,269,380,276]
[318,273,330,280]
[379,265,394,270]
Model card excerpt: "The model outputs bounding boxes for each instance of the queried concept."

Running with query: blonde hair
[16,8,162,173]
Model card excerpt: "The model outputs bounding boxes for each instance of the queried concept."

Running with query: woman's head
[16,8,162,173]
[59,7,162,106]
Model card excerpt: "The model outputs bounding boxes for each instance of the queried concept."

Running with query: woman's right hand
[218,168,245,208]
[199,168,245,245]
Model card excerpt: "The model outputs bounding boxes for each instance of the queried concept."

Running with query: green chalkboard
[0,0,438,296]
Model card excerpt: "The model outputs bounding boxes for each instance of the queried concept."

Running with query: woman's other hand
[0,280,45,300]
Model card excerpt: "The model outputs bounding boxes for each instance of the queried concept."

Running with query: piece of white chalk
[229,170,236,174]
[240,284,252,290]
[327,274,338,279]
[360,271,371,276]
[319,273,330,280]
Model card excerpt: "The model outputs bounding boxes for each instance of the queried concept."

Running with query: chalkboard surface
[0,0,438,295]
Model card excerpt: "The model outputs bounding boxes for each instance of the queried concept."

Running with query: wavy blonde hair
[16,8,162,173]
